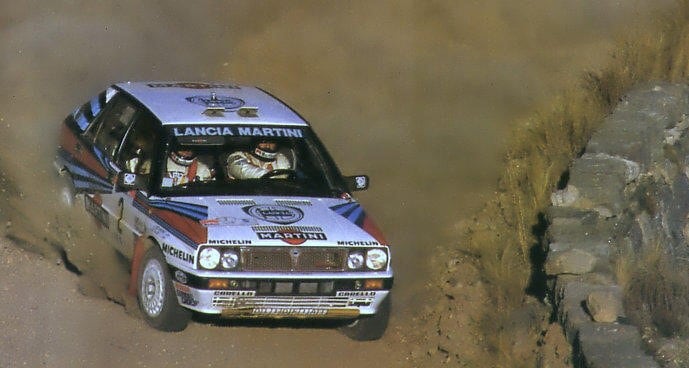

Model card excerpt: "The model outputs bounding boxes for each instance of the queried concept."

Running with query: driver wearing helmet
[163,149,213,187]
[226,140,291,179]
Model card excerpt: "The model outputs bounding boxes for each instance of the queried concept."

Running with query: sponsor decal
[255,228,327,245]
[123,173,136,185]
[174,283,199,306]
[200,216,257,227]
[207,239,252,245]
[147,82,240,89]
[251,307,328,316]
[172,126,303,138]
[161,243,195,265]
[174,270,188,284]
[173,126,235,136]
[356,176,367,188]
[186,95,244,111]
[152,225,170,239]
[175,282,190,292]
[336,291,376,297]
[213,290,256,297]
[336,240,380,246]
[243,205,303,225]
[235,126,303,138]
[84,194,110,228]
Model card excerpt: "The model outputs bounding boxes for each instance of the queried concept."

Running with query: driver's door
[105,109,162,258]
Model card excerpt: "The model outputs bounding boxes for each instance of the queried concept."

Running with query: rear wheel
[137,245,191,331]
[339,294,391,341]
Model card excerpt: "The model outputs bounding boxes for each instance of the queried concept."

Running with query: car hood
[144,195,387,248]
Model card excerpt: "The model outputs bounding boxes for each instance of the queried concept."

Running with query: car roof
[114,81,308,127]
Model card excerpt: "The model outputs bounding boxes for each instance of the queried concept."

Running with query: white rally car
[55,81,392,340]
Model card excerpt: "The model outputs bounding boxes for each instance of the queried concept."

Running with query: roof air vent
[237,107,258,118]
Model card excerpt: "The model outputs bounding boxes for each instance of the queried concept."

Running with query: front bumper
[173,281,391,318]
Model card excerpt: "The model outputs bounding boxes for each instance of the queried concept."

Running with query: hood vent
[275,199,312,207]
[217,199,256,206]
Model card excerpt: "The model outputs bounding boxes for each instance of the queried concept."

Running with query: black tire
[137,245,191,331]
[339,294,391,341]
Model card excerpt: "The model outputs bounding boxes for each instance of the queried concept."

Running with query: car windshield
[153,125,347,197]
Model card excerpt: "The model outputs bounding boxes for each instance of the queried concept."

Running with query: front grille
[241,247,346,272]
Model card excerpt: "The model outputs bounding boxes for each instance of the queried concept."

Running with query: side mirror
[115,171,147,191]
[345,175,370,191]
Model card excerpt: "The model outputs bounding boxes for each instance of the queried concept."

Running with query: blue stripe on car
[146,200,208,220]
[330,202,365,226]
[132,193,202,248]
[58,149,113,192]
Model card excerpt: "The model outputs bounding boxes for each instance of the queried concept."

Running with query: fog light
[208,279,229,289]
[364,279,384,290]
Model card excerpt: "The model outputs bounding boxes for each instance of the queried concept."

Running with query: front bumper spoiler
[221,307,360,319]
[174,282,390,319]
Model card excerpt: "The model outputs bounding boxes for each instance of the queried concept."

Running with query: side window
[117,111,160,176]
[90,96,138,158]
[71,89,112,132]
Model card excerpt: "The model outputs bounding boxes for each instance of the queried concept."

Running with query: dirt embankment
[412,2,689,367]
[0,1,677,367]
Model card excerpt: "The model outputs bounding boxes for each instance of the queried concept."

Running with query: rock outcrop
[546,83,689,367]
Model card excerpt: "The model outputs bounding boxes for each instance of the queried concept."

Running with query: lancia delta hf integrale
[55,82,393,340]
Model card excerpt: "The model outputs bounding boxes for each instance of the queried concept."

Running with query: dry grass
[448,2,689,366]
[619,242,689,338]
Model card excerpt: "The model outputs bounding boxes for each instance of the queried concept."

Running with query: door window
[117,111,161,176]
[89,96,138,158]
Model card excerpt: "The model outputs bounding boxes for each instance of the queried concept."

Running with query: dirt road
[0,239,413,367]
[0,1,673,367]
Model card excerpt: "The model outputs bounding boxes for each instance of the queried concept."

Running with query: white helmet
[169,150,196,166]
[252,140,278,161]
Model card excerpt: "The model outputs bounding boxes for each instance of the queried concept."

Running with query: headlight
[366,249,388,270]
[347,251,365,269]
[221,250,239,269]
[199,247,221,269]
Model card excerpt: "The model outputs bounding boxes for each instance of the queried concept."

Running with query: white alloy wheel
[140,258,166,317]
[137,245,191,331]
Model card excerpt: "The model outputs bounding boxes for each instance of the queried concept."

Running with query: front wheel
[339,294,391,341]
[137,246,191,331]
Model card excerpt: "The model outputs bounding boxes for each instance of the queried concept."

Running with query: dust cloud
[0,0,673,363]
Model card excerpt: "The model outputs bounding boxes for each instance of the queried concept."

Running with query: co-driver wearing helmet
[226,140,291,179]
[163,149,212,187]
